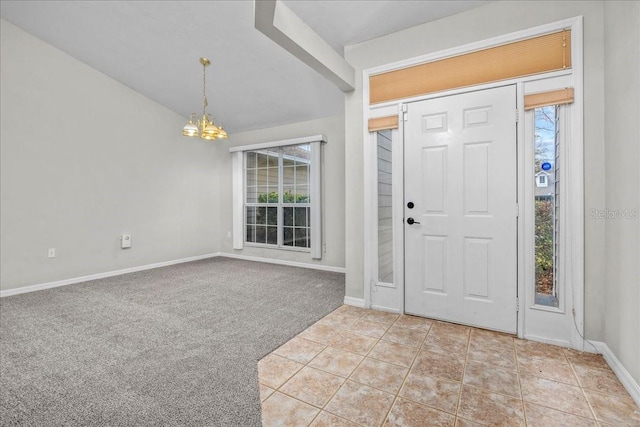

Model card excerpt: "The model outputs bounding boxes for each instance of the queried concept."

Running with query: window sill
[529,303,565,314]
[243,242,311,253]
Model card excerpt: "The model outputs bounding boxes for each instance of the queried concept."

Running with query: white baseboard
[343,296,366,307]
[371,304,400,314]
[218,252,346,273]
[591,341,640,407]
[1,252,347,298]
[0,253,219,298]
[523,334,572,349]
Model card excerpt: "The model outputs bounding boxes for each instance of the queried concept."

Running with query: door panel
[404,85,518,333]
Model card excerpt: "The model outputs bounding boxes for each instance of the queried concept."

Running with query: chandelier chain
[202,62,208,114]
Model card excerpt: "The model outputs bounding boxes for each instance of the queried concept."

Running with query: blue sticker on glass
[541,162,552,171]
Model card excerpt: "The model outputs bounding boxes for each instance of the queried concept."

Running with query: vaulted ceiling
[0,1,488,133]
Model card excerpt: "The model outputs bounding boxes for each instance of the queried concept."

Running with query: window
[377,130,393,284]
[244,145,311,249]
[230,135,325,259]
[534,105,559,307]
[536,174,548,186]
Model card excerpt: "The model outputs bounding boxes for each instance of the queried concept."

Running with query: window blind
[368,115,399,132]
[370,29,571,104]
[524,88,574,110]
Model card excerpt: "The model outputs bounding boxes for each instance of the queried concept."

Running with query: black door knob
[407,202,414,209]
[407,217,420,225]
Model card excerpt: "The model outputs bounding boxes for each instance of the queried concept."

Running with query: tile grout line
[305,308,378,426]
[319,313,438,425]
[335,313,400,426]
[379,318,433,426]
[566,352,601,423]
[418,324,472,419]
[260,306,355,425]
[515,343,603,423]
[375,315,406,427]
[453,327,472,421]
[513,336,528,427]
[299,308,367,427]
[263,307,632,426]
[322,327,473,420]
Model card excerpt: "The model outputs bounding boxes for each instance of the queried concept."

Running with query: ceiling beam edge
[254,0,355,92]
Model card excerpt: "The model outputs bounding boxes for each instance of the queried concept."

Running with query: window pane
[246,225,256,243]
[295,228,309,248]
[267,226,277,245]
[266,207,277,226]
[377,130,394,284]
[257,187,269,203]
[246,168,256,187]
[295,165,309,185]
[256,226,266,244]
[246,152,257,169]
[534,106,558,307]
[267,151,279,167]
[283,157,295,167]
[263,188,277,203]
[246,186,257,203]
[283,166,295,185]
[256,168,268,186]
[283,144,310,163]
[268,167,279,186]
[246,206,256,225]
[255,207,267,225]
[283,187,295,203]
[283,227,294,246]
[295,207,308,227]
[295,185,309,203]
[283,207,293,227]
[257,153,269,167]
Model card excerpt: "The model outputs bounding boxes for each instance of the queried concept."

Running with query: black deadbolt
[407,202,414,209]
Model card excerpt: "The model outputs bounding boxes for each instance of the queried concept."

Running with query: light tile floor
[258,305,640,426]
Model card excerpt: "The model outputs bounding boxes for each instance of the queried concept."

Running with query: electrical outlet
[48,248,56,258]
[227,231,231,238]
[121,234,132,249]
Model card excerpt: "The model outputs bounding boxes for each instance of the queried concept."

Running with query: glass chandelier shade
[183,57,227,140]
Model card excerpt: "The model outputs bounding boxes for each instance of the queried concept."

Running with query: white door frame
[363,16,584,347]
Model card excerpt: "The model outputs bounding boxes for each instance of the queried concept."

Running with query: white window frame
[364,123,404,313]
[522,84,581,347]
[230,135,326,259]
[244,147,312,251]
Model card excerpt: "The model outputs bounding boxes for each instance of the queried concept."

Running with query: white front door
[404,85,518,333]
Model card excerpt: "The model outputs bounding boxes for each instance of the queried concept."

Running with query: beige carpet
[0,257,345,426]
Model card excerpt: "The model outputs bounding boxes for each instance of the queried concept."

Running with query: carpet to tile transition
[0,257,345,426]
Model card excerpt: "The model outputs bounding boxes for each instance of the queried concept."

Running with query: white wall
[343,0,640,385]
[216,115,345,269]
[344,1,607,340]
[603,0,640,384]
[0,20,219,292]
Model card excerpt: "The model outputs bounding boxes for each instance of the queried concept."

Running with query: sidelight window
[377,130,394,284]
[533,105,560,307]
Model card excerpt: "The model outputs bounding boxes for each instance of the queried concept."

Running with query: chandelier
[182,57,227,140]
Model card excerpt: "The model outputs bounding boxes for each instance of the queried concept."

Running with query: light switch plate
[121,234,131,249]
